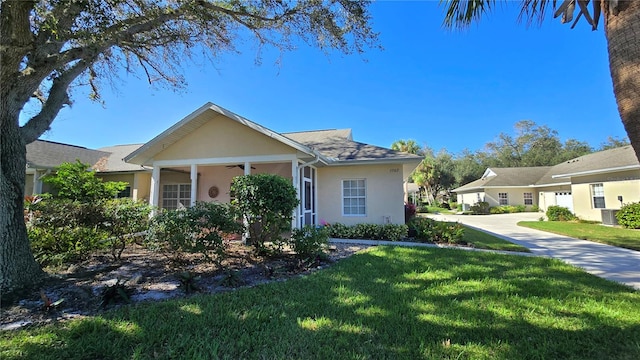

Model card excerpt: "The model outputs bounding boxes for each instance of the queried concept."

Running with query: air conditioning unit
[601,209,619,226]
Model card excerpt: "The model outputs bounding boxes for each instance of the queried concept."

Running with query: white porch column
[190,164,198,207]
[292,160,299,229]
[32,171,40,195]
[244,161,251,175]
[150,166,160,210]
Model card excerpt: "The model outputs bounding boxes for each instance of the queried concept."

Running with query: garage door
[555,192,574,213]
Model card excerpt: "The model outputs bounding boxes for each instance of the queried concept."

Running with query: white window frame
[162,183,191,210]
[591,183,605,209]
[523,192,533,205]
[498,192,508,206]
[342,179,366,216]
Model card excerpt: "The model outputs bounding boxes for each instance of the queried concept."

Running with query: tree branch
[20,58,95,143]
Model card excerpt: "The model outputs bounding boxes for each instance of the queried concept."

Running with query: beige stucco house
[27,102,422,228]
[454,146,640,222]
[124,103,422,227]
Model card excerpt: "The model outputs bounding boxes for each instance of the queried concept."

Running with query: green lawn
[518,221,640,251]
[462,226,530,252]
[3,247,639,360]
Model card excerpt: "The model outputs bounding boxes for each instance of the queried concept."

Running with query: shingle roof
[453,167,552,192]
[95,144,147,172]
[284,129,423,163]
[26,140,110,170]
[550,145,639,178]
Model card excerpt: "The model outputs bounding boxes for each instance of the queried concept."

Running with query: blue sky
[35,1,625,155]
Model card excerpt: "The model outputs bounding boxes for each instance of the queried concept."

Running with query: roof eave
[552,165,640,179]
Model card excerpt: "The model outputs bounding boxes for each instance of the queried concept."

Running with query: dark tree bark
[606,0,640,162]
[0,113,44,300]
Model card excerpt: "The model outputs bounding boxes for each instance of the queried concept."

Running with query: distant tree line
[392,120,630,204]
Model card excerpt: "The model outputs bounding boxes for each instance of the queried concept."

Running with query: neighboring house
[25,140,110,196]
[454,146,640,222]
[124,102,422,227]
[27,102,422,227]
[94,144,151,201]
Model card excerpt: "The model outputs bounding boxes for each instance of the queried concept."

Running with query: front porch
[149,155,318,228]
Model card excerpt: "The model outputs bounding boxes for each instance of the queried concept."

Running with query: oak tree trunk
[0,112,43,301]
[606,1,640,162]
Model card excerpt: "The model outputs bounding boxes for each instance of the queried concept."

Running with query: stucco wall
[482,188,537,208]
[317,164,405,226]
[194,163,293,204]
[25,174,34,196]
[133,172,151,201]
[537,185,572,212]
[154,115,296,161]
[570,170,640,221]
[456,192,485,210]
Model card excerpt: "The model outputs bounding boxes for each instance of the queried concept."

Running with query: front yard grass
[3,246,639,360]
[462,226,530,252]
[518,221,640,251]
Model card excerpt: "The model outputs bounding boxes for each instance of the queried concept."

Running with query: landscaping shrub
[546,205,576,221]
[102,199,153,260]
[326,223,408,241]
[290,225,329,259]
[470,201,490,215]
[616,202,640,229]
[490,206,506,214]
[489,205,527,214]
[531,204,541,212]
[26,198,110,266]
[146,202,242,264]
[381,224,409,241]
[42,160,128,202]
[409,217,465,244]
[231,174,299,252]
[515,205,526,213]
[327,222,352,238]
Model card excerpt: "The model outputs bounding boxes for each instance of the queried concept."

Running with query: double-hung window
[591,183,605,209]
[342,179,366,216]
[523,192,533,205]
[498,192,508,206]
[162,184,191,210]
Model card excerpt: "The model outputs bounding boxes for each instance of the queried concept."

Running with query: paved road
[427,213,640,290]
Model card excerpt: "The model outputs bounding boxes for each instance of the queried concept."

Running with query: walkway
[427,213,640,290]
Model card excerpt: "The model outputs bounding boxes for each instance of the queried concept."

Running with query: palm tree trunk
[0,112,43,301]
[605,1,640,161]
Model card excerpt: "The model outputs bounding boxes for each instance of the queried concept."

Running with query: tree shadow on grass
[5,246,640,359]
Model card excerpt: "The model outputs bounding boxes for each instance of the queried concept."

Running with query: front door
[299,166,317,227]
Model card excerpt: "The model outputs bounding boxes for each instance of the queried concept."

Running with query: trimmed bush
[546,205,576,221]
[290,225,329,259]
[470,201,490,215]
[616,202,640,229]
[326,223,408,241]
[102,199,152,260]
[231,174,298,252]
[409,217,465,244]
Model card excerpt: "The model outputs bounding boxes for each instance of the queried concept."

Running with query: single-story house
[26,102,422,228]
[453,146,640,222]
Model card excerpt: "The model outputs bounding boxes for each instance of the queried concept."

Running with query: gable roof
[95,144,147,172]
[26,140,110,170]
[125,102,422,166]
[453,167,552,192]
[454,146,639,193]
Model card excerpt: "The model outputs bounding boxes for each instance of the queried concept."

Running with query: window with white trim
[342,179,366,216]
[498,192,508,205]
[162,184,191,210]
[523,192,533,205]
[591,183,605,209]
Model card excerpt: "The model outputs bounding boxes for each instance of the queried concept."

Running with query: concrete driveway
[427,213,640,290]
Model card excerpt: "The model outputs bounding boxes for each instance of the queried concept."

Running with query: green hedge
[616,202,640,229]
[327,223,408,241]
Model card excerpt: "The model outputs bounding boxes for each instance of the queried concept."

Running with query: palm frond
[441,0,497,28]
